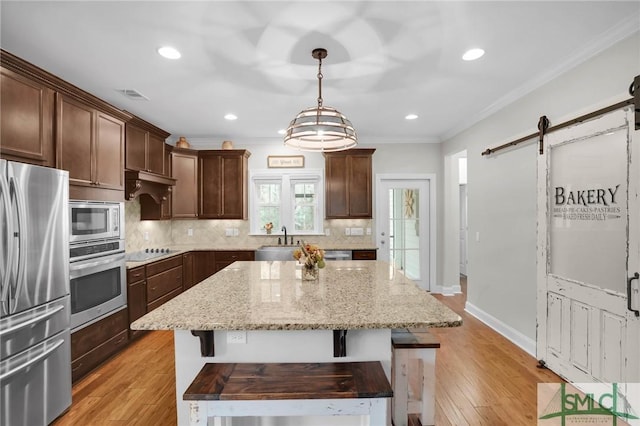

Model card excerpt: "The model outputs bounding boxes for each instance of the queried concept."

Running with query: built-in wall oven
[69,201,126,331]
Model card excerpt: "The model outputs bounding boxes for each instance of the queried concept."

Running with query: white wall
[441,32,640,349]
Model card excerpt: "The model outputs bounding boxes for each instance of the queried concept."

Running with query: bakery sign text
[553,184,623,221]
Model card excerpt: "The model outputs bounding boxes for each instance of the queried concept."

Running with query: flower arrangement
[293,243,325,280]
[293,243,326,268]
[264,222,273,234]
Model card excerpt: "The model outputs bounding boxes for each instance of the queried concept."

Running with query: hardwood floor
[53,277,562,425]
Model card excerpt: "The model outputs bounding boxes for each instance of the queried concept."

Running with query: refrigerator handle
[0,304,65,337]
[0,171,14,315]
[0,338,64,381]
[8,175,28,313]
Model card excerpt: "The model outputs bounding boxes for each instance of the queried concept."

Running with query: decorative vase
[302,263,319,281]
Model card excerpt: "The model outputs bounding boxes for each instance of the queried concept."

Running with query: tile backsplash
[125,199,374,251]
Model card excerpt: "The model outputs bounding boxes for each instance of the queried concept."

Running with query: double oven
[69,201,126,331]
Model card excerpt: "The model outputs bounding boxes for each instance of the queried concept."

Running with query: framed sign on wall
[267,155,305,168]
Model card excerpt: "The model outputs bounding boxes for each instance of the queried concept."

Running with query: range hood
[125,170,176,204]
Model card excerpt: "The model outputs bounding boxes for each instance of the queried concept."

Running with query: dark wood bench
[183,361,393,425]
[391,329,441,426]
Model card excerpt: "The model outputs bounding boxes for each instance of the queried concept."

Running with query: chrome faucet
[281,226,287,245]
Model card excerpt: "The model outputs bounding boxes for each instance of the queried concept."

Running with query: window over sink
[250,169,324,235]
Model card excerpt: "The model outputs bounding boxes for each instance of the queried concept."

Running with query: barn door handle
[628,272,640,317]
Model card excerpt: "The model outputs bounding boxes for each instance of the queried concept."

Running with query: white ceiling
[1,1,638,147]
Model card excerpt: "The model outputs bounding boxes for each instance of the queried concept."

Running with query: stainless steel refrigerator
[0,159,72,425]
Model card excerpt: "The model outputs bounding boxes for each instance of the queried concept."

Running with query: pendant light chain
[317,55,323,108]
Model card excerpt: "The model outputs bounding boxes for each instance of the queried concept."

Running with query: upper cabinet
[56,93,127,201]
[125,117,168,175]
[140,144,174,220]
[0,66,55,167]
[198,150,250,219]
[172,148,198,219]
[1,49,131,201]
[324,148,375,219]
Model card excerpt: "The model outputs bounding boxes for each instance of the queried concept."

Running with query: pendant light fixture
[284,48,357,152]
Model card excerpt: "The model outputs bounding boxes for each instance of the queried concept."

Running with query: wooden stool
[391,329,441,426]
[183,361,393,425]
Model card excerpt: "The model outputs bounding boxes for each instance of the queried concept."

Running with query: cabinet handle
[151,287,157,291]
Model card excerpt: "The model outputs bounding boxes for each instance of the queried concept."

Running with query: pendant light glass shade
[284,48,357,152]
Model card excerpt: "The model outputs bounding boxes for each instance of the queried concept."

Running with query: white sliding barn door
[537,107,640,383]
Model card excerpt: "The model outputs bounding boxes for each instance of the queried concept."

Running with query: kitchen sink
[254,246,297,261]
[125,249,179,262]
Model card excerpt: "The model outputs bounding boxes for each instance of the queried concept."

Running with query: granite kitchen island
[132,260,461,426]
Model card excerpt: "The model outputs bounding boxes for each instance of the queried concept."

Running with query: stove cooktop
[125,248,178,262]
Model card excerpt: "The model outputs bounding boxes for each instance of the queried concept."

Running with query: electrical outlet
[351,227,364,236]
[325,228,331,236]
[187,228,193,236]
[225,228,234,237]
[366,227,371,235]
[344,228,351,236]
[227,331,247,344]
[143,231,149,241]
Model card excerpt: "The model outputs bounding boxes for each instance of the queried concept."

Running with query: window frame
[249,168,325,236]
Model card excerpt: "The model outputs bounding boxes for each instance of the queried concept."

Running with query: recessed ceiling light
[157,46,181,60]
[277,129,286,135]
[405,114,419,120]
[462,48,485,61]
[224,113,238,121]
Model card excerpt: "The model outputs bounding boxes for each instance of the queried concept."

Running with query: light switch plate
[187,228,193,236]
[225,228,234,237]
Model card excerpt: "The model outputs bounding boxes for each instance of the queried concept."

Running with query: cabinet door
[128,280,146,323]
[147,133,165,175]
[95,112,125,190]
[198,154,222,218]
[172,150,198,218]
[220,155,244,218]
[182,252,194,290]
[125,124,147,172]
[56,94,94,187]
[348,154,373,218]
[0,67,55,166]
[325,155,349,218]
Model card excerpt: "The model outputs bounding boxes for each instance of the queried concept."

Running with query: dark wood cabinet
[214,250,255,273]
[324,149,375,219]
[172,148,198,218]
[145,255,183,312]
[182,252,195,290]
[125,118,168,175]
[56,93,126,201]
[71,308,129,383]
[198,150,250,219]
[127,266,147,340]
[140,144,173,220]
[192,251,216,284]
[0,66,55,166]
[352,249,377,260]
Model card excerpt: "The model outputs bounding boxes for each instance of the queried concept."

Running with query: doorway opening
[442,149,467,295]
[375,174,435,291]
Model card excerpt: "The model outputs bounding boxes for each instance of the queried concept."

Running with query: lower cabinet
[127,266,147,340]
[70,308,129,383]
[146,255,183,312]
[352,250,377,260]
[192,251,216,285]
[214,250,255,273]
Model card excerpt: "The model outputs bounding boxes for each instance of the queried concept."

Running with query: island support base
[174,329,392,426]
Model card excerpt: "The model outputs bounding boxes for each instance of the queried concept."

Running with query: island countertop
[131,260,462,331]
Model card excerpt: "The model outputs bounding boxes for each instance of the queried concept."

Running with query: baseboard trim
[430,284,462,295]
[464,302,536,357]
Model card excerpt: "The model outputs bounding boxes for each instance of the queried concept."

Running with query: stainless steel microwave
[69,201,124,243]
